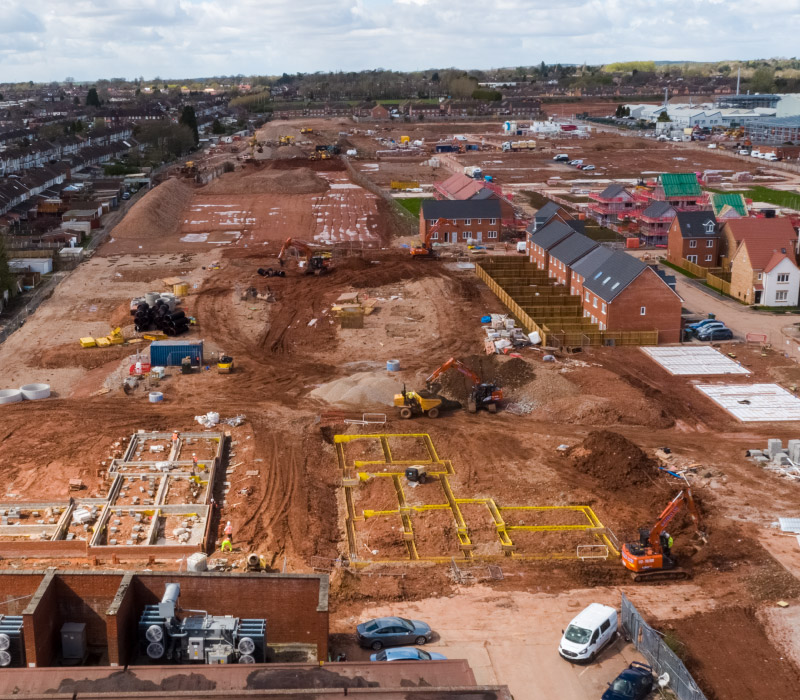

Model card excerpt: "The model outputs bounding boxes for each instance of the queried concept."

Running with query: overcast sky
[2,0,798,83]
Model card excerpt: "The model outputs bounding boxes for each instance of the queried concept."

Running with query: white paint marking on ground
[695,383,800,422]
[641,346,751,376]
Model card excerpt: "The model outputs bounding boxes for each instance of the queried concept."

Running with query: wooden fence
[706,271,732,296]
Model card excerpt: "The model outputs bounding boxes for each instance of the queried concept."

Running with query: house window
[706,240,714,248]
[490,218,497,225]
[778,273,790,283]
[462,231,469,240]
[687,255,698,263]
[776,291,789,301]
[705,255,713,262]
[488,230,497,239]
[689,240,697,248]
[758,273,763,280]
[593,297,598,308]
[601,302,607,313]
[640,306,647,315]
[464,219,471,225]
[585,291,590,302]
[431,232,438,240]
[476,219,481,224]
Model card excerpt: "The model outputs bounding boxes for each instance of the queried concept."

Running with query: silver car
[356,617,433,650]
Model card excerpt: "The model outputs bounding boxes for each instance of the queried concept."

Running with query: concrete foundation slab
[641,346,750,376]
[696,384,800,422]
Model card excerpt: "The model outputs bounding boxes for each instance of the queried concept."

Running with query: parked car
[602,662,654,700]
[672,136,681,142]
[582,165,596,171]
[738,149,751,155]
[696,323,728,340]
[686,318,721,335]
[569,159,584,166]
[764,153,779,161]
[558,603,618,663]
[370,647,446,662]
[121,192,131,200]
[700,327,733,341]
[356,617,433,650]
[553,154,570,162]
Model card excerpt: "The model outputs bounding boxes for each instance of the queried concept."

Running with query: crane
[277,237,333,275]
[425,357,503,414]
[621,487,704,582]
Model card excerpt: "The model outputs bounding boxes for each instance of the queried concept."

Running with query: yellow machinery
[309,151,331,161]
[400,135,410,145]
[217,355,234,374]
[394,387,443,419]
[300,127,313,134]
[278,135,295,146]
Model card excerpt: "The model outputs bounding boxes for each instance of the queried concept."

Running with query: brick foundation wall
[54,573,125,653]
[23,571,59,667]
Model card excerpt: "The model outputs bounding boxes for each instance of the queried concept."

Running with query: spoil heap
[569,430,659,491]
[112,178,194,240]
[204,167,330,196]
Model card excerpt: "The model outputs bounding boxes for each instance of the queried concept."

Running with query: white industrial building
[625,103,777,128]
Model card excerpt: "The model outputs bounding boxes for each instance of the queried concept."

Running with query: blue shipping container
[150,340,204,367]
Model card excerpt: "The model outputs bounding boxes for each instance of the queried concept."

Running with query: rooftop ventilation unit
[138,583,266,665]
[0,615,25,668]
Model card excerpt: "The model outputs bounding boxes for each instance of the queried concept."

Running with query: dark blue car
[601,662,654,700]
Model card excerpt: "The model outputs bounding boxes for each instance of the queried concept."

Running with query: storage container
[149,340,203,367]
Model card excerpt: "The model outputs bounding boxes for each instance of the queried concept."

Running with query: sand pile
[204,167,330,196]
[569,431,659,490]
[111,178,193,240]
[310,371,400,407]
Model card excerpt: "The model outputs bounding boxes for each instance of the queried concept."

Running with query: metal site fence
[620,593,708,700]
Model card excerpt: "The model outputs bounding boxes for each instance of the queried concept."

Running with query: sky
[2,0,799,83]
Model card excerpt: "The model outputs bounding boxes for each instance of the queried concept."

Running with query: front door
[475,231,482,242]
[755,290,763,304]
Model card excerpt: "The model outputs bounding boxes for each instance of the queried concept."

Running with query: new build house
[419,199,502,244]
[727,220,800,305]
[651,173,706,210]
[528,218,582,270]
[709,192,748,220]
[718,217,797,268]
[569,246,613,298]
[548,231,598,286]
[581,250,682,342]
[530,200,572,233]
[667,211,720,268]
[587,184,641,227]
[638,200,676,246]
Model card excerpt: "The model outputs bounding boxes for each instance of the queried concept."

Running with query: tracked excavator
[393,357,503,418]
[277,237,333,275]
[621,487,704,582]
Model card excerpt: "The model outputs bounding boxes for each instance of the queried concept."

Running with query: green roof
[709,192,747,217]
[660,173,702,198]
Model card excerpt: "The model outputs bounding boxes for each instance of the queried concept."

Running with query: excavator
[277,237,333,275]
[621,487,704,582]
[426,357,503,413]
[410,218,445,257]
[393,358,502,418]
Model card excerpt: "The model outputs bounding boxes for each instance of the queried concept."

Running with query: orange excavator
[426,357,503,413]
[277,237,333,275]
[621,487,704,582]
[411,218,445,257]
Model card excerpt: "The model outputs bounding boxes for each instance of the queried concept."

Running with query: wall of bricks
[607,268,682,343]
[10,570,329,668]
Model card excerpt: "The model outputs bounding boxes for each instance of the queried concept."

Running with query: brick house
[719,217,797,270]
[529,200,572,233]
[729,223,800,305]
[581,251,682,343]
[547,232,598,286]
[420,199,502,244]
[569,246,613,298]
[638,201,676,246]
[528,219,580,270]
[587,184,640,227]
[433,174,516,231]
[667,211,720,268]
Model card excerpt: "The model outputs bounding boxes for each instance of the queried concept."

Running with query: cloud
[1,0,799,82]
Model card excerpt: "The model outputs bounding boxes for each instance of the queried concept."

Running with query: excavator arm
[412,218,447,256]
[647,487,702,550]
[426,357,481,388]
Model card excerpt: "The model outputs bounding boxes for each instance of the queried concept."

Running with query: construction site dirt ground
[2,137,800,698]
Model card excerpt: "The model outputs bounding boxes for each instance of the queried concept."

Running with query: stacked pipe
[131,295,190,336]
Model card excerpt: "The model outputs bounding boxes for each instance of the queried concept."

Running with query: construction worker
[660,532,673,560]
[224,521,233,539]
[220,537,233,552]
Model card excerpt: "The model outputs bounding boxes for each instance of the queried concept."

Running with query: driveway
[333,585,646,700]
[671,274,800,345]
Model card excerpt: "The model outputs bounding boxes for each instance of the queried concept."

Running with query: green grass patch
[521,190,556,210]
[751,304,800,313]
[660,259,699,279]
[395,197,423,218]
[706,186,800,210]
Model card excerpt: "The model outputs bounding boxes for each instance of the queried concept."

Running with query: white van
[558,603,618,663]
